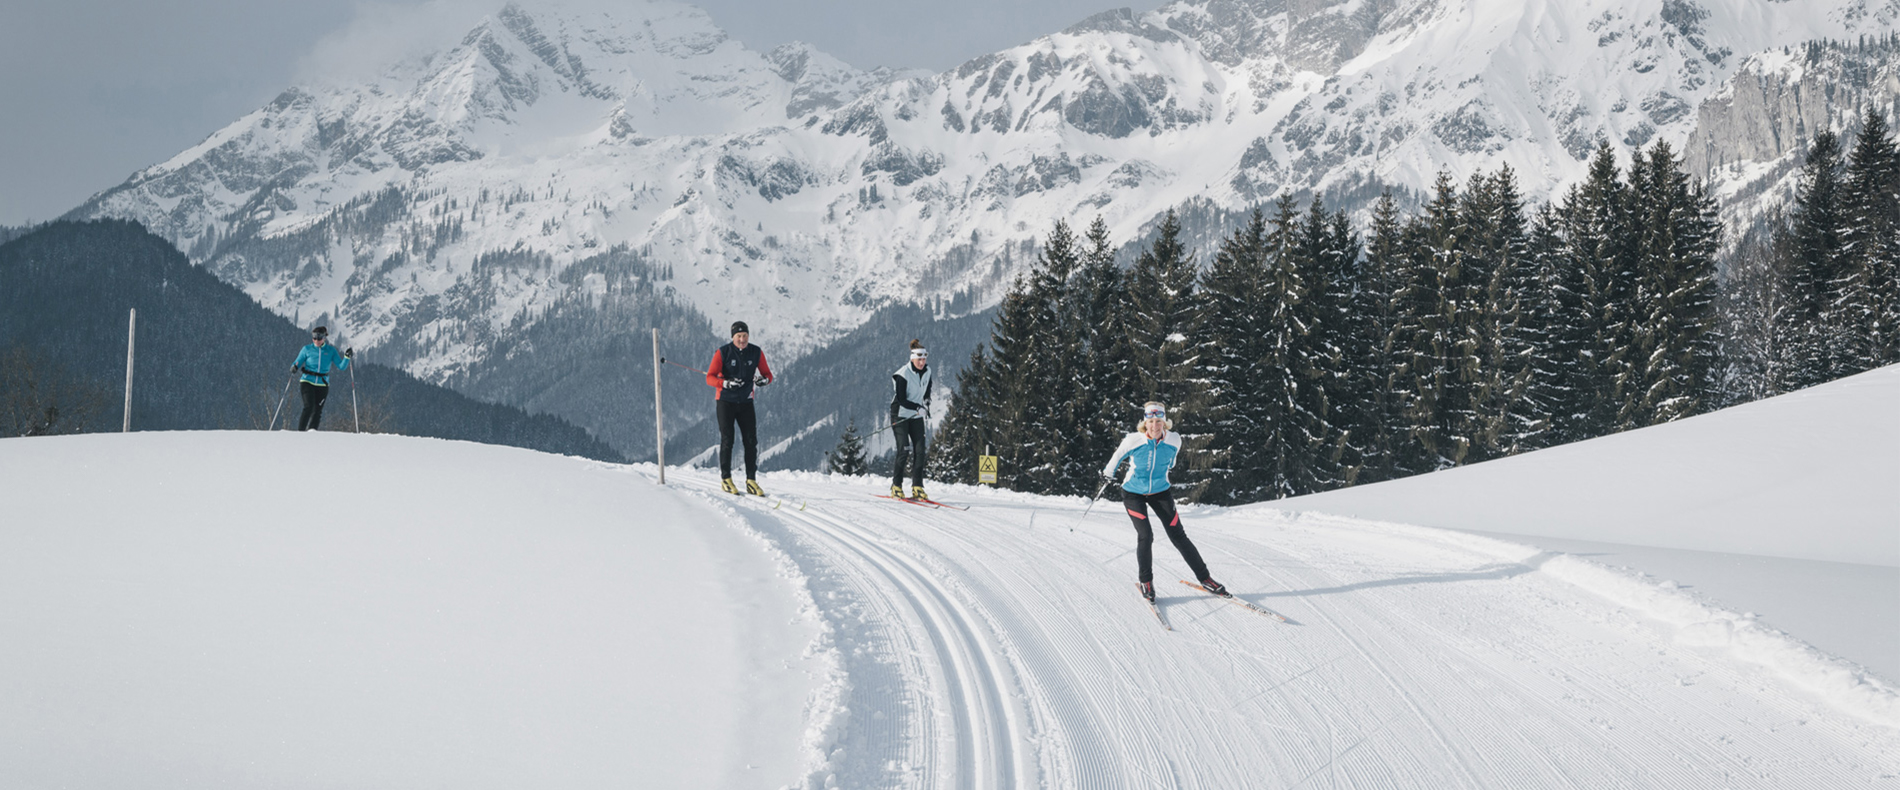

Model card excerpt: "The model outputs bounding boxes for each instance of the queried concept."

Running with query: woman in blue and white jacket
[1102,402,1226,603]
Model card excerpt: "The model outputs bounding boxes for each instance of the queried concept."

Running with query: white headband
[910,348,928,360]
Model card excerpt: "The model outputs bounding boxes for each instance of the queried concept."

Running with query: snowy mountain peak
[65,0,1896,449]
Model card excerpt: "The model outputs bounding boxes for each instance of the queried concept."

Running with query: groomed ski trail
[667,469,1899,789]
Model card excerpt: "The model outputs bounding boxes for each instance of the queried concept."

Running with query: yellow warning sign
[977,455,999,485]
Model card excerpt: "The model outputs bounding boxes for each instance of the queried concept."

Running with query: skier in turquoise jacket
[1102,402,1226,603]
[292,325,351,431]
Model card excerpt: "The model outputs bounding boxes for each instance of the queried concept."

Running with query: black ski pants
[1123,489,1210,584]
[891,417,927,487]
[717,400,758,480]
[297,382,329,431]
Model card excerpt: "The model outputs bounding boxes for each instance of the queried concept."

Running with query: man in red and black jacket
[705,321,774,495]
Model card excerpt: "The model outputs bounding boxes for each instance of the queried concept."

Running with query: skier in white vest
[889,339,932,499]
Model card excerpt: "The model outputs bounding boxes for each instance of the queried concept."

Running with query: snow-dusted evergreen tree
[1550,145,1637,443]
[826,417,868,476]
[1121,210,1215,499]
[1349,191,1410,483]
[1457,167,1535,463]
[1626,140,1723,427]
[1515,204,1571,449]
[1194,209,1268,504]
[1716,223,1799,404]
[928,346,996,485]
[1294,198,1358,489]
[1391,173,1475,470]
[1838,110,1900,369]
[1075,216,1133,485]
[1027,220,1092,495]
[1783,130,1852,390]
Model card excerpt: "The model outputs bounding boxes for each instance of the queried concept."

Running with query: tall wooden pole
[122,308,136,432]
[653,327,666,484]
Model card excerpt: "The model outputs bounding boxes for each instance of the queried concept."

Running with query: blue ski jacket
[1102,431,1182,495]
[294,343,350,386]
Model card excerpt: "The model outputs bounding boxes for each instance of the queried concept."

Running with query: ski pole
[1069,477,1113,532]
[657,356,704,374]
[350,356,360,433]
[267,373,295,431]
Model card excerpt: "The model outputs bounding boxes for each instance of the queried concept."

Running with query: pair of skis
[1147,581,1291,630]
[873,494,970,511]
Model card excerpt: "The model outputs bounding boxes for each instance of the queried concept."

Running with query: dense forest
[927,121,1899,504]
[0,220,625,461]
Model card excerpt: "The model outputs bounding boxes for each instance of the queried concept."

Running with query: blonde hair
[1137,401,1173,431]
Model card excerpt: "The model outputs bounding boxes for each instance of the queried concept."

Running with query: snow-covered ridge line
[1285,511,1900,728]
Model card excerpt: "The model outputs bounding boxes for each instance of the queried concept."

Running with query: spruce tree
[1122,210,1215,498]
[1195,209,1269,504]
[1076,216,1132,483]
[1552,144,1636,441]
[1784,130,1851,389]
[1351,191,1409,483]
[827,417,869,476]
[1839,111,1900,369]
[1459,167,1535,462]
[1627,140,1723,426]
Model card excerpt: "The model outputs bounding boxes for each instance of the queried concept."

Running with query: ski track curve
[677,471,1032,790]
[671,471,1900,789]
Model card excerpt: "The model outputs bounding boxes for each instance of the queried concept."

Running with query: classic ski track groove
[701,477,1029,790]
[673,473,1898,788]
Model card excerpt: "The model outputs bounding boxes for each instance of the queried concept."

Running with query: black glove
[723,377,742,388]
[754,375,770,387]
[344,347,354,359]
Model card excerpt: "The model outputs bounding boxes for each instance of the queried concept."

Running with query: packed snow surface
[5,416,1897,787]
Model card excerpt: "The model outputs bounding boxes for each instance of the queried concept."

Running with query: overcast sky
[0,0,1145,227]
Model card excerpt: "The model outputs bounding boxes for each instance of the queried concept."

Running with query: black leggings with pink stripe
[1123,489,1210,583]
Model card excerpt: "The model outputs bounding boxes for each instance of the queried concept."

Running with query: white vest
[892,363,932,419]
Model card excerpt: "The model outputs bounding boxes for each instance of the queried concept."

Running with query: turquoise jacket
[1102,431,1183,495]
[294,343,350,385]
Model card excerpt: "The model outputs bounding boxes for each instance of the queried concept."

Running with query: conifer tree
[1552,144,1636,442]
[1839,111,1900,369]
[1122,210,1216,498]
[1076,216,1132,480]
[1195,209,1269,503]
[1784,130,1851,389]
[1458,167,1535,462]
[1350,191,1410,483]
[826,417,868,476]
[1627,140,1723,426]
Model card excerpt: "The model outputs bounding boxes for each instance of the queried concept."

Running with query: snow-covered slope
[1274,362,1900,567]
[0,431,827,789]
[5,412,1896,786]
[65,0,1897,382]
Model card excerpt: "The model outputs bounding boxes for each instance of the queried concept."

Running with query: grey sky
[0,0,1145,227]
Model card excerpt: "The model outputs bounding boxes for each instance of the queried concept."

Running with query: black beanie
[731,321,749,336]
[312,326,328,336]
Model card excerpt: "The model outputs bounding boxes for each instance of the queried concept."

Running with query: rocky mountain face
[1685,35,1900,236]
[62,0,1897,461]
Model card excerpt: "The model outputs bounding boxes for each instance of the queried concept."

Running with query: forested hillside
[0,220,624,461]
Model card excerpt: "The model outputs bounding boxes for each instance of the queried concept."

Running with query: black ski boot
[1138,580,1156,603]
[1198,577,1230,597]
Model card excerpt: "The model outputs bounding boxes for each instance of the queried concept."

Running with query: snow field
[0,431,823,790]
[5,425,1896,788]
[681,467,1899,788]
